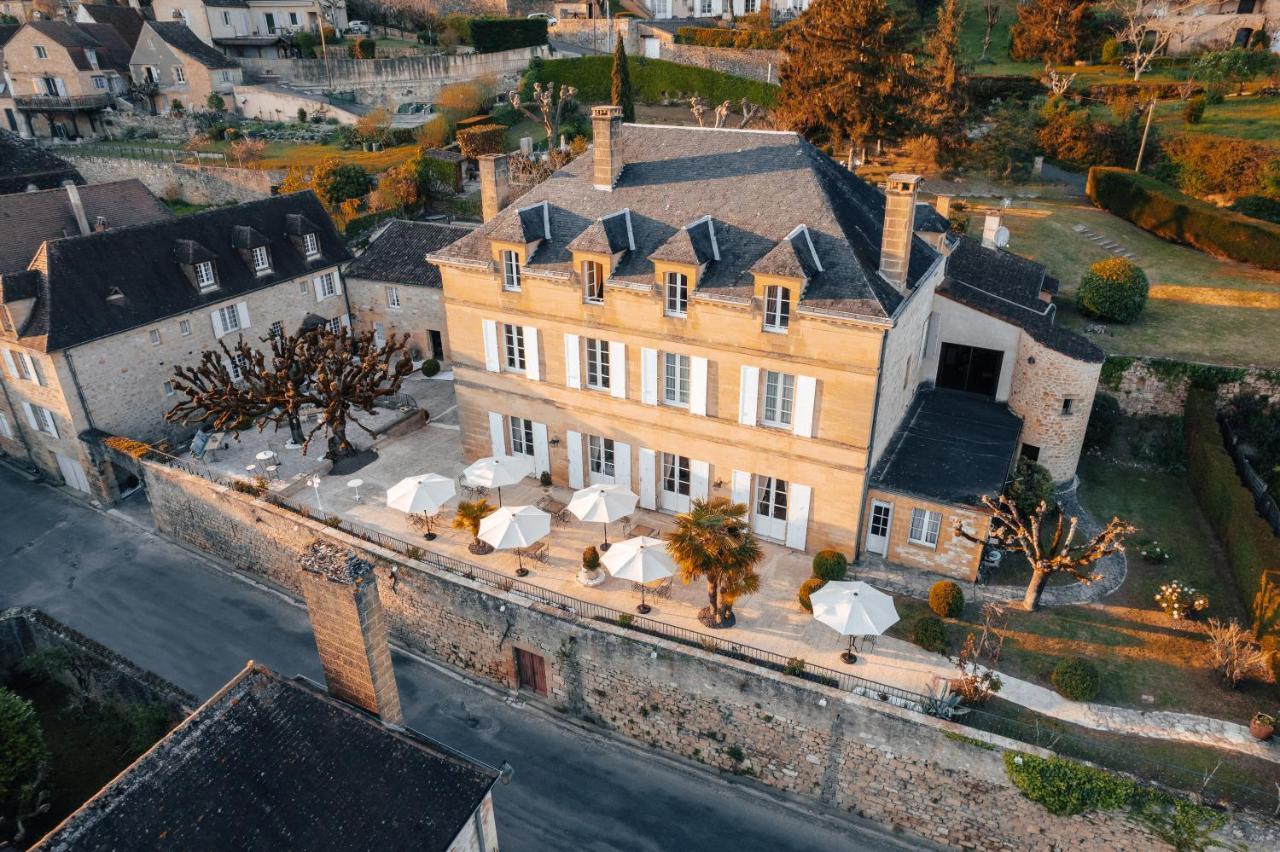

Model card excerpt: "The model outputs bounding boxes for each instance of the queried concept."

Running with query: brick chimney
[298,541,403,726]
[981,210,1003,250]
[478,153,513,223]
[878,173,921,290]
[64,181,90,236]
[591,105,624,191]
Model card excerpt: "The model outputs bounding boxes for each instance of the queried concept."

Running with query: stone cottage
[129,21,242,115]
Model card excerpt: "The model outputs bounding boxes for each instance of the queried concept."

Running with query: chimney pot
[591,105,624,191]
[878,173,921,291]
[478,153,513,224]
[982,211,1003,250]
[64,181,90,236]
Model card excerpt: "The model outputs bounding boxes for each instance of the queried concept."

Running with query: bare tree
[1205,618,1271,687]
[1042,62,1077,96]
[691,96,765,129]
[980,0,1000,61]
[1109,0,1180,82]
[508,82,578,148]
[952,603,1006,704]
[956,495,1135,611]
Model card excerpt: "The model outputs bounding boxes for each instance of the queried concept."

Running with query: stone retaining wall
[142,459,1176,850]
[659,43,781,84]
[240,46,546,93]
[63,155,281,204]
[1104,357,1280,417]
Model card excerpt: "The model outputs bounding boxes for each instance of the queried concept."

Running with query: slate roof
[146,21,241,69]
[77,4,147,49]
[0,130,84,195]
[27,20,131,73]
[38,664,499,852]
[344,220,473,288]
[871,388,1023,507]
[0,179,173,275]
[0,23,20,48]
[3,192,350,352]
[432,125,943,320]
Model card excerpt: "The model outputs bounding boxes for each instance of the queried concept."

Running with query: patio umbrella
[602,535,674,614]
[479,505,550,577]
[386,474,455,540]
[809,581,900,665]
[463,455,536,507]
[567,483,638,551]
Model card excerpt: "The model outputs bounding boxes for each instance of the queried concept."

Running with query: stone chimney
[64,181,90,236]
[981,210,1003,250]
[878,173,921,290]
[591,105,624,191]
[478,153,513,224]
[934,195,953,219]
[298,541,403,726]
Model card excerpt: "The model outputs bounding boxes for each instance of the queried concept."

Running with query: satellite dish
[994,226,1010,249]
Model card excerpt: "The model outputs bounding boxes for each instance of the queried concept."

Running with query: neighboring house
[0,128,83,191]
[428,108,1102,579]
[0,0,34,22]
[73,3,148,50]
[151,0,348,58]
[1140,0,1280,54]
[130,21,242,114]
[0,192,353,501]
[344,219,475,365]
[0,20,131,140]
[644,1,807,19]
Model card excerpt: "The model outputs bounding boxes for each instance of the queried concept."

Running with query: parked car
[346,20,370,34]
[527,12,558,24]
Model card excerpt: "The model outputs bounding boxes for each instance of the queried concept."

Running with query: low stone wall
[240,46,546,92]
[101,111,197,143]
[659,42,782,84]
[143,459,1174,850]
[63,155,281,204]
[233,85,364,126]
[1103,357,1280,417]
[551,19,638,54]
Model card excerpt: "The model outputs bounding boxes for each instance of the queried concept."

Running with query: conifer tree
[920,0,969,160]
[611,37,635,123]
[1009,0,1090,65]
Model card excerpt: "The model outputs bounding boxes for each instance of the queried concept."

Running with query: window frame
[584,337,610,391]
[908,508,942,548]
[1061,397,1077,416]
[660,453,691,496]
[318,272,338,299]
[761,370,795,428]
[509,416,535,456]
[501,250,522,292]
[303,232,320,257]
[195,261,216,291]
[386,285,401,309]
[251,245,271,272]
[582,259,604,305]
[148,328,162,346]
[34,45,46,59]
[173,65,186,84]
[763,284,791,332]
[218,305,241,334]
[502,323,526,371]
[587,434,615,477]
[664,271,688,317]
[179,319,192,336]
[662,351,691,407]
[270,320,284,340]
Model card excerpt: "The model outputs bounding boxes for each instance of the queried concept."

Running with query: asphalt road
[0,468,916,851]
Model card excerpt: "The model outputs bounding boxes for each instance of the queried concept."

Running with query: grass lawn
[1152,93,1280,147]
[162,199,217,217]
[504,117,547,151]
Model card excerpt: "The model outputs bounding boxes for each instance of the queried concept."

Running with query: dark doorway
[428,329,444,361]
[515,648,547,696]
[936,342,1003,397]
[1237,0,1255,14]
[1020,444,1041,463]
[1234,27,1253,47]
[3,109,16,132]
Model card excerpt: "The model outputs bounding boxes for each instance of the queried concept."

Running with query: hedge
[1086,166,1280,270]
[470,18,548,53]
[522,56,777,108]
[1184,388,1280,641]
[456,123,506,159]
[966,75,1043,108]
[675,26,783,49]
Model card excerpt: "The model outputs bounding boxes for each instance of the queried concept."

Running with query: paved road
[0,469,913,852]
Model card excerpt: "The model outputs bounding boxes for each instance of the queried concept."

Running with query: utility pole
[1134,98,1155,173]
[316,0,333,93]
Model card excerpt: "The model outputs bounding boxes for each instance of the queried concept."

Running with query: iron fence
[1223,420,1280,536]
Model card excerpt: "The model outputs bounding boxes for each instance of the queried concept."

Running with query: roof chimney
[878,173,921,290]
[298,542,404,726]
[478,153,512,224]
[981,210,1003,250]
[64,181,90,236]
[934,195,953,219]
[591,105,624,191]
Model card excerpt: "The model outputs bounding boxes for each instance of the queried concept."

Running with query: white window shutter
[690,459,710,500]
[23,354,42,387]
[523,325,541,381]
[785,483,812,550]
[313,277,324,301]
[481,319,500,373]
[210,309,225,338]
[563,334,581,389]
[608,341,626,399]
[613,440,631,491]
[637,447,657,510]
[738,365,759,426]
[236,301,251,330]
[1,349,17,379]
[532,421,550,474]
[640,347,658,406]
[690,356,708,417]
[42,409,58,439]
[339,313,350,329]
[566,430,584,488]
[488,411,504,456]
[332,271,343,295]
[22,401,39,430]
[731,470,751,506]
[793,375,817,438]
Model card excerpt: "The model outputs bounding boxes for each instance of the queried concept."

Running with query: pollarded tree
[919,0,969,159]
[166,326,413,459]
[666,496,763,628]
[775,0,916,151]
[611,37,635,123]
[1009,0,1090,65]
[508,82,578,149]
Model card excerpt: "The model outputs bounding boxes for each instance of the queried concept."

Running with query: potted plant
[421,358,440,378]
[579,544,605,587]
[452,500,494,555]
[1250,712,1276,741]
[540,470,552,491]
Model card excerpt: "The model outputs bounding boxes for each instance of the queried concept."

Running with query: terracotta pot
[1250,718,1275,741]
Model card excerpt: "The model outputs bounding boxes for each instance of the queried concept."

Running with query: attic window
[252,245,271,272]
[195,261,216,291]
[84,48,98,69]
[106,287,126,304]
[303,233,320,257]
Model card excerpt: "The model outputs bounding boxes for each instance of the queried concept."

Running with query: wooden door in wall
[515,648,547,696]
[865,500,893,556]
[54,453,90,494]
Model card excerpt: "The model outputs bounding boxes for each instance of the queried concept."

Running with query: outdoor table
[630,525,656,539]
[347,479,364,503]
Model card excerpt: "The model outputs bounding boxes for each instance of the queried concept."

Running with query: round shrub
[811,549,848,582]
[1100,38,1122,65]
[1007,457,1055,517]
[928,580,965,618]
[798,577,827,612]
[1077,258,1149,324]
[1051,658,1101,701]
[1183,95,1206,125]
[421,358,441,377]
[911,615,948,654]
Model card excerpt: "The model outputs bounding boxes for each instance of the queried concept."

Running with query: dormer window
[501,250,521,292]
[252,245,271,272]
[303,233,320,257]
[195,261,216,291]
[664,272,688,317]
[763,285,791,332]
[582,260,604,304]
[85,48,98,69]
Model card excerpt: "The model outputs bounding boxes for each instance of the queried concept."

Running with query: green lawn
[1152,93,1280,146]
[504,117,547,151]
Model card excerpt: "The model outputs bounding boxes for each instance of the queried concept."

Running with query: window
[179,319,192,336]
[223,11,230,24]
[317,272,338,299]
[763,285,790,332]
[221,71,231,83]
[34,45,46,59]
[1061,397,1076,416]
[195,261,216,290]
[502,323,526,371]
[8,351,43,385]
[84,48,98,69]
[661,453,690,496]
[664,271,688,317]
[501,250,521,291]
[0,411,11,440]
[761,370,795,427]
[582,260,604,304]
[91,76,107,90]
[251,245,270,272]
[270,321,284,339]
[509,416,535,456]
[227,353,249,382]
[31,405,57,436]
[755,476,788,521]
[303,232,319,257]
[1021,444,1041,462]
[217,304,241,334]
[587,435,615,477]
[328,316,343,335]
[584,338,610,390]
[289,11,298,24]
[386,285,401,309]
[699,0,712,13]
[148,328,161,346]
[163,381,175,397]
[908,508,942,548]
[662,352,690,406]
[744,0,757,11]
[298,281,309,295]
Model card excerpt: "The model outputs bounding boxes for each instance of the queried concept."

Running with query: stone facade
[130,23,243,116]
[346,275,451,363]
[1007,335,1101,483]
[0,23,127,140]
[1139,0,1277,55]
[865,488,988,580]
[658,43,781,85]
[1106,357,1280,418]
[63,155,281,204]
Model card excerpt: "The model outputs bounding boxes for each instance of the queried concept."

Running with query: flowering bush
[1154,580,1209,620]
[1139,540,1171,564]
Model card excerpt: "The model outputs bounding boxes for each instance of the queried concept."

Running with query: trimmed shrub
[1230,194,1280,225]
[421,358,441,377]
[1051,658,1101,701]
[470,17,548,53]
[1086,167,1280,271]
[582,545,601,571]
[1159,133,1277,198]
[1084,393,1122,452]
[522,56,777,108]
[929,581,965,618]
[1182,95,1206,125]
[1007,457,1055,516]
[911,615,948,654]
[348,36,376,58]
[456,123,505,159]
[1078,258,1149,323]
[811,549,848,581]
[797,576,827,612]
[675,26,784,49]
[1100,37,1122,64]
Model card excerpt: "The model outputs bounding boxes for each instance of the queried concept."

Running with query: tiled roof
[0,179,173,275]
[27,20,131,73]
[0,23,19,48]
[146,21,240,70]
[0,130,84,195]
[78,4,147,48]
[38,664,498,852]
[343,220,473,288]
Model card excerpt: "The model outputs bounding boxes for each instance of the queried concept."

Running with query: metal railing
[14,93,112,110]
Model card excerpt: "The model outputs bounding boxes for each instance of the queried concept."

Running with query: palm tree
[666,496,764,628]
[453,500,494,554]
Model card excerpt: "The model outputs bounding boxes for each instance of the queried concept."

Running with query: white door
[55,453,90,493]
[587,435,616,485]
[866,500,893,556]
[373,322,386,348]
[643,35,661,58]
[659,453,691,513]
[753,476,788,541]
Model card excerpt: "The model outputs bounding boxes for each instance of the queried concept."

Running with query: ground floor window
[588,435,615,478]
[908,508,941,548]
[509,416,534,456]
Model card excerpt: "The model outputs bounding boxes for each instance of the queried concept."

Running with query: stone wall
[63,155,281,204]
[101,111,198,143]
[1007,335,1101,483]
[659,43,782,85]
[1104,358,1280,418]
[142,459,1173,850]
[551,19,638,54]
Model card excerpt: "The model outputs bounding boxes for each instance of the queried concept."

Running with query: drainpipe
[62,348,97,433]
[0,375,39,473]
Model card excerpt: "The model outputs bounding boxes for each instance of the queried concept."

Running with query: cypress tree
[919,0,969,159]
[611,38,635,123]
